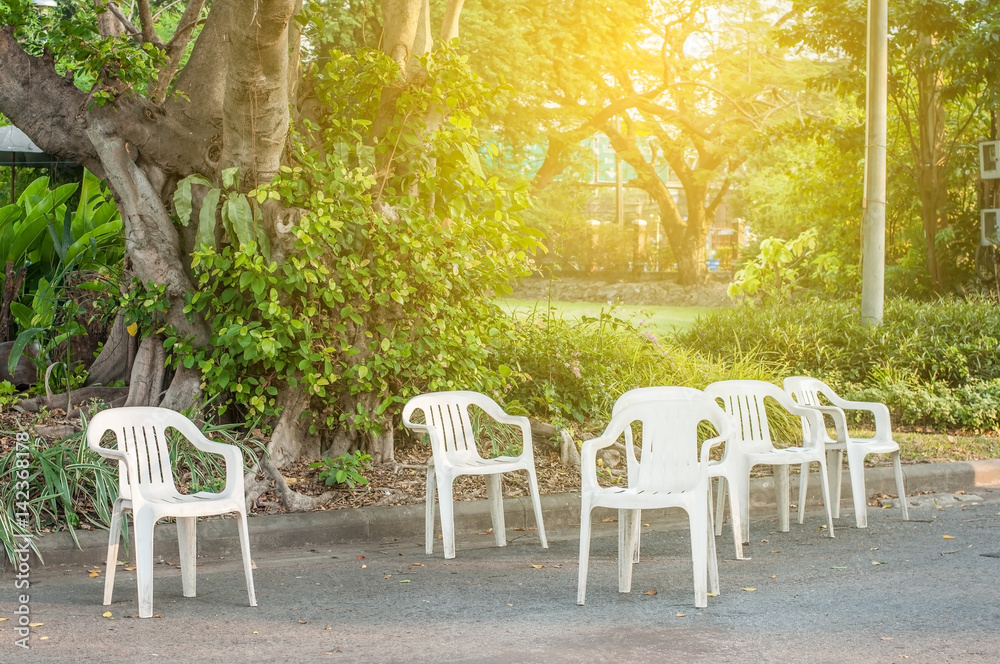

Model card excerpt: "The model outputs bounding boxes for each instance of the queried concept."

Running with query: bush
[678,296,1000,431]
[678,296,1000,388]
[489,306,786,426]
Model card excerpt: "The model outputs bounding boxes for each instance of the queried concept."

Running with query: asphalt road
[3,490,999,663]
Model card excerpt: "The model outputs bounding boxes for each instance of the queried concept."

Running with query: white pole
[860,0,888,326]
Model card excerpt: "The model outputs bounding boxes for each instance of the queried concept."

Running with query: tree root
[259,458,335,512]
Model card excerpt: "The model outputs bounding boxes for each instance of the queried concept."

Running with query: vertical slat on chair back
[786,379,821,442]
[117,422,174,492]
[425,399,476,456]
[717,391,772,454]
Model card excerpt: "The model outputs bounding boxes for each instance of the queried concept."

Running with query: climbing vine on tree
[178,47,540,462]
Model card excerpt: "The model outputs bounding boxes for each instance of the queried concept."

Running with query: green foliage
[309,450,372,488]
[491,306,784,426]
[1,173,124,380]
[729,230,854,303]
[680,296,1000,431]
[0,381,21,409]
[1,0,165,104]
[180,47,539,435]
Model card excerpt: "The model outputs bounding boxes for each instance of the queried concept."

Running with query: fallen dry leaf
[253,631,259,635]
[39,636,49,641]
[152,614,163,619]
[872,561,886,565]
[531,564,545,569]
[742,588,757,592]
[675,613,686,617]
[943,535,955,540]
[325,626,332,631]
[601,517,614,523]
[102,611,113,619]
[478,528,494,535]
[384,574,392,579]
[299,619,308,624]
[361,564,367,569]
[643,589,657,596]
[0,618,8,622]
[882,637,894,641]
[707,592,719,597]
[28,622,43,627]
[124,566,136,571]
[88,568,101,578]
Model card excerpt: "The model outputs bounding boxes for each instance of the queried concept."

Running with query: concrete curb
[17,459,1000,568]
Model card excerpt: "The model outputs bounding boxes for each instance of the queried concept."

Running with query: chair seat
[590,486,698,509]
[826,438,900,454]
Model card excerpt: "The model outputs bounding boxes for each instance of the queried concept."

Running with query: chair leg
[725,477,746,560]
[577,503,592,606]
[133,510,156,619]
[486,473,507,548]
[631,509,641,563]
[706,492,720,595]
[437,475,457,559]
[103,500,125,606]
[425,466,436,555]
[797,461,809,525]
[689,503,709,609]
[618,508,637,593]
[816,455,835,538]
[525,465,548,549]
[774,464,790,532]
[892,452,910,522]
[713,477,726,537]
[176,516,197,598]
[236,511,257,607]
[846,446,870,528]
[828,449,844,519]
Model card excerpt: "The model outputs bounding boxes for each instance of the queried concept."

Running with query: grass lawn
[497,298,718,335]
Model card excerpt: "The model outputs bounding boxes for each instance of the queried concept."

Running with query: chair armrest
[830,398,892,441]
[801,404,849,443]
[785,402,827,449]
[700,434,727,465]
[580,434,618,493]
[185,433,247,497]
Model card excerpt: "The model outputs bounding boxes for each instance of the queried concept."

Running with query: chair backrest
[703,380,790,455]
[783,376,833,443]
[612,386,706,477]
[607,390,730,493]
[402,391,505,461]
[87,407,190,500]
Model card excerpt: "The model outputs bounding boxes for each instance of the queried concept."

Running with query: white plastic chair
[784,376,910,528]
[703,380,835,543]
[578,388,729,608]
[87,407,257,618]
[401,391,548,559]
[612,386,747,561]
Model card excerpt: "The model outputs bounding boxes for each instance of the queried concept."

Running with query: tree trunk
[267,384,321,469]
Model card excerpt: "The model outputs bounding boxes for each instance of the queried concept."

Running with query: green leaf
[196,188,222,250]
[227,194,254,248]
